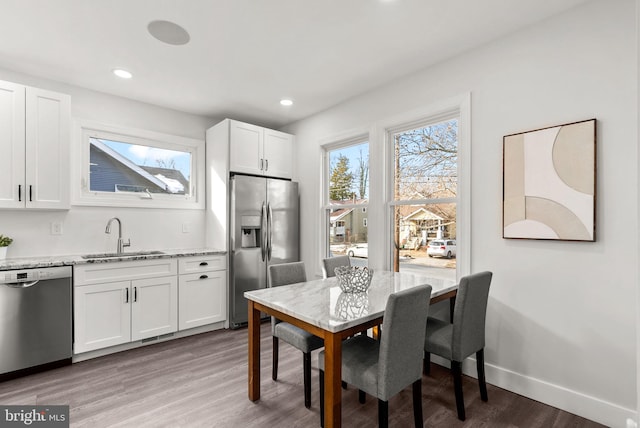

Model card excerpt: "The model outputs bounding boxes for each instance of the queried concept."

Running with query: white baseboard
[430,356,636,428]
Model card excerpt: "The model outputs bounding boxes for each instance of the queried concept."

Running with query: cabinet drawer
[74,258,178,286]
[178,255,226,274]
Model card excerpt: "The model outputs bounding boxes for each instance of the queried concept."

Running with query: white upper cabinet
[263,127,293,179]
[0,80,70,209]
[228,119,293,179]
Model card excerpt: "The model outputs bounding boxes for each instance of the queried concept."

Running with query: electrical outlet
[182,223,190,233]
[50,222,63,235]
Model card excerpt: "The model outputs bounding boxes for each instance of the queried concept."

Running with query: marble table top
[245,270,457,333]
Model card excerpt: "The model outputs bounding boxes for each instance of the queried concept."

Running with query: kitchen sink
[81,250,165,260]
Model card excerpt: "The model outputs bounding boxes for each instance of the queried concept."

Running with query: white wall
[0,68,221,257]
[284,1,638,426]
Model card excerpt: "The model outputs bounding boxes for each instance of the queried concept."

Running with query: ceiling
[0,0,590,129]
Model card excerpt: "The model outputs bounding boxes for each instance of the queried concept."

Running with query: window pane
[392,203,456,279]
[326,141,369,264]
[328,142,369,202]
[327,207,368,267]
[89,137,192,195]
[393,119,457,201]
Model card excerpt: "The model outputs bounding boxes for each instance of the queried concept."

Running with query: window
[389,116,459,278]
[323,138,369,265]
[74,120,205,209]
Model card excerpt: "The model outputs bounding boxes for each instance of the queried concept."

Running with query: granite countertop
[0,248,226,271]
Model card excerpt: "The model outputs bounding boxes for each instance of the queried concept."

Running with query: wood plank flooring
[0,323,605,427]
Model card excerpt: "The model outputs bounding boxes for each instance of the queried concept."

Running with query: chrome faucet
[105,217,131,254]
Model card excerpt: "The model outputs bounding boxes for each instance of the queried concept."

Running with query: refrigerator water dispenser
[241,215,261,248]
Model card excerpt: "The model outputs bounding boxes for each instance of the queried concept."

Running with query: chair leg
[358,389,366,404]
[452,360,465,421]
[423,352,431,375]
[303,352,311,409]
[272,336,279,381]
[412,379,423,428]
[319,369,324,428]
[476,349,488,402]
[378,399,388,428]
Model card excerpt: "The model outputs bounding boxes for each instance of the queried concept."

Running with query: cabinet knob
[199,262,208,266]
[199,275,208,279]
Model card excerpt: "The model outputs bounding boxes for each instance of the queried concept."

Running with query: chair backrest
[378,284,432,401]
[269,261,307,287]
[452,271,493,361]
[268,261,307,330]
[321,256,351,279]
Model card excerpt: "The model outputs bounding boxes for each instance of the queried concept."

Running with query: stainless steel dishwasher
[0,266,72,381]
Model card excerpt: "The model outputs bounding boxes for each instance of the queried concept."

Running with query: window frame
[321,133,370,259]
[381,94,471,279]
[72,119,205,209]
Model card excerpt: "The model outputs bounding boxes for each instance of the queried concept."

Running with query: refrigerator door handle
[261,202,268,262]
[267,203,273,261]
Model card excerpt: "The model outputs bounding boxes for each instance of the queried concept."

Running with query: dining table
[244,270,458,428]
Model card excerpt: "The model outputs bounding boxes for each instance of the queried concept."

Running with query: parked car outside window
[347,243,368,258]
[427,240,456,258]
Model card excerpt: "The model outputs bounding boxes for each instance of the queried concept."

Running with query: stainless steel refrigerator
[229,174,299,328]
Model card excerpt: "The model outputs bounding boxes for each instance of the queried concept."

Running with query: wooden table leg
[324,332,342,428]
[372,325,380,340]
[248,300,261,401]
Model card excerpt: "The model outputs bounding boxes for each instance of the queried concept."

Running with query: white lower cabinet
[73,258,178,354]
[73,255,227,355]
[74,280,131,352]
[178,255,227,330]
[131,276,178,341]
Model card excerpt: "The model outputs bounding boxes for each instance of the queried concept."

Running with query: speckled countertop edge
[0,248,226,271]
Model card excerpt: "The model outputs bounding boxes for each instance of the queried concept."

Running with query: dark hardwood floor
[0,323,605,427]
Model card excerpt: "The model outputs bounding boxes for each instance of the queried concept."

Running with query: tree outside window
[391,118,458,276]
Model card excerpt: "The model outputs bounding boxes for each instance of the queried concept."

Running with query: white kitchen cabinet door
[131,276,178,341]
[263,129,293,179]
[0,81,26,209]
[228,119,293,179]
[74,281,132,354]
[0,81,70,210]
[229,120,263,176]
[178,270,227,330]
[24,87,70,209]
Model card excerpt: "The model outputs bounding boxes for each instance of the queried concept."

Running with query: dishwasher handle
[4,280,40,288]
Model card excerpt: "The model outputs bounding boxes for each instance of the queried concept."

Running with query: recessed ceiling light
[113,69,133,79]
[280,99,293,106]
[148,20,190,46]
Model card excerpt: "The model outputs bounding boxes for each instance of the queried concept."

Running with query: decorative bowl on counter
[334,266,374,293]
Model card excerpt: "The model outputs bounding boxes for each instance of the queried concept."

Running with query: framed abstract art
[503,118,596,241]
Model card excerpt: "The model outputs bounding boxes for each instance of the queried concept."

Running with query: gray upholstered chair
[318,284,432,428]
[321,255,351,279]
[269,261,324,409]
[423,271,493,421]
